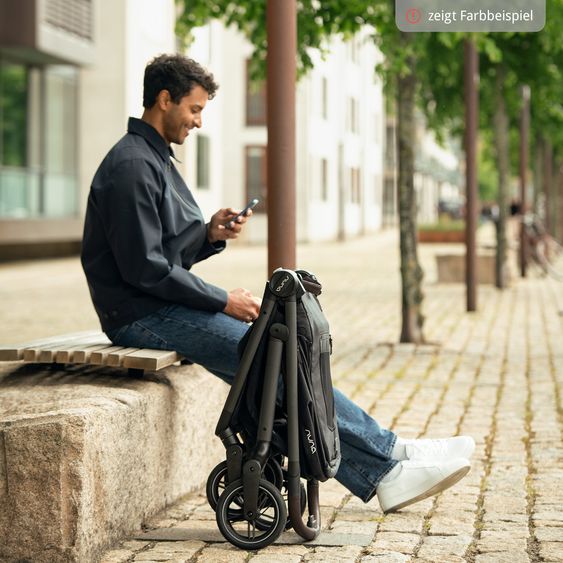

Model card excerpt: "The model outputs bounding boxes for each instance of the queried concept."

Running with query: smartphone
[224,198,260,228]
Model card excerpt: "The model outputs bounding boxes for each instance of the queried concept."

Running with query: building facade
[0,0,461,259]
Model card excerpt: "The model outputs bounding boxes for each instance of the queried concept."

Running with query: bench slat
[39,335,112,363]
[106,348,142,367]
[0,331,100,361]
[1,331,183,372]
[123,349,181,371]
[89,345,127,365]
[22,333,108,362]
[74,344,115,363]
[55,337,113,363]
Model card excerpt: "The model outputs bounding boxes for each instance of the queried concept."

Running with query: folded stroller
[207,268,341,550]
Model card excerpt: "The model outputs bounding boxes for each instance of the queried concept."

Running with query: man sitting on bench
[81,54,473,514]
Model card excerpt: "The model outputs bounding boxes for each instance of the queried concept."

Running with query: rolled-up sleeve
[94,158,228,312]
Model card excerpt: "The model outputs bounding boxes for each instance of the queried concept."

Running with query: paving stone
[360,550,409,562]
[427,512,475,536]
[476,534,528,554]
[195,545,248,563]
[144,518,179,530]
[259,545,309,556]
[482,495,528,513]
[416,557,465,563]
[250,553,302,563]
[483,512,528,524]
[135,552,176,561]
[415,534,472,559]
[370,532,420,554]
[534,511,563,522]
[474,552,529,563]
[121,540,153,551]
[328,520,378,535]
[377,513,422,534]
[539,541,563,561]
[100,549,135,563]
[150,541,205,553]
[303,545,363,561]
[535,520,563,528]
[535,527,563,542]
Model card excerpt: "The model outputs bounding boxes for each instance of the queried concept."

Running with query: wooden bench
[0,330,184,373]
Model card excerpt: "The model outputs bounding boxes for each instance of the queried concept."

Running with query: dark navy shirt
[81,117,228,333]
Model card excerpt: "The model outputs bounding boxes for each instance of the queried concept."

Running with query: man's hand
[223,288,261,323]
[208,207,252,244]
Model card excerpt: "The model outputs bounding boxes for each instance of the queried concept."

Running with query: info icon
[405,8,422,24]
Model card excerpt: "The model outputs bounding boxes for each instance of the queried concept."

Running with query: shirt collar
[127,117,177,162]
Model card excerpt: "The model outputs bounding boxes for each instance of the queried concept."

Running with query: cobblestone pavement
[1,229,562,562]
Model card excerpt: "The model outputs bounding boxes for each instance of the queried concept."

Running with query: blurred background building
[0,0,462,259]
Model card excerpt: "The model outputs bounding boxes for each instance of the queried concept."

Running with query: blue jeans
[106,304,398,502]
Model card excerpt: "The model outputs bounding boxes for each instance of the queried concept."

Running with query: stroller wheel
[216,478,287,550]
[207,458,283,511]
[206,461,229,511]
[263,456,284,489]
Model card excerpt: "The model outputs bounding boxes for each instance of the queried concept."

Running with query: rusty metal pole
[266,0,297,276]
[464,39,479,312]
[519,85,530,277]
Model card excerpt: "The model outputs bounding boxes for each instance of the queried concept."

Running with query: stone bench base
[0,362,228,563]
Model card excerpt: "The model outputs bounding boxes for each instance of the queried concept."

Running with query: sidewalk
[1,230,562,562]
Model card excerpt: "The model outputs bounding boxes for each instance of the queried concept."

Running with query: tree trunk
[543,140,553,234]
[493,64,509,289]
[533,135,543,215]
[554,161,563,242]
[397,32,424,344]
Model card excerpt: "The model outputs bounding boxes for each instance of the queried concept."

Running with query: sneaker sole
[383,465,470,514]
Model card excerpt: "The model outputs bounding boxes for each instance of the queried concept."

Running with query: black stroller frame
[209,269,322,550]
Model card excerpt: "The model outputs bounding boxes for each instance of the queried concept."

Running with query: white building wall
[78,9,459,246]
[79,12,388,244]
[179,23,387,245]
[79,0,176,215]
[415,122,462,224]
[124,0,176,118]
[299,30,386,243]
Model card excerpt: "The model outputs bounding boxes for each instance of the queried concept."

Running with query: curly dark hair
[143,54,219,108]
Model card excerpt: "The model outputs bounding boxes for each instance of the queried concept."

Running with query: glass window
[321,77,328,119]
[246,60,266,126]
[0,59,78,219]
[197,135,210,189]
[245,146,267,213]
[321,158,328,201]
[43,65,79,217]
[347,98,359,134]
[0,60,33,218]
[0,62,27,167]
[348,35,360,63]
[350,168,361,204]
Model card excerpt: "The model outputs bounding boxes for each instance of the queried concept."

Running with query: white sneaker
[402,436,475,461]
[377,457,471,513]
